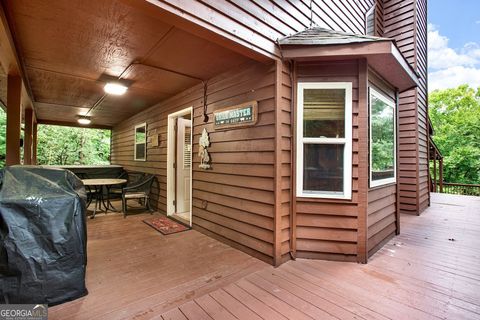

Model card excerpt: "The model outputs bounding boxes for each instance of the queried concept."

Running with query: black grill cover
[0,166,87,305]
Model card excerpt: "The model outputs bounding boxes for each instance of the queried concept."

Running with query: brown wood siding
[375,0,385,37]
[295,60,361,262]
[111,61,280,264]
[397,88,419,214]
[367,185,396,256]
[383,0,429,215]
[278,61,293,264]
[367,70,398,258]
[415,0,429,213]
[146,0,375,59]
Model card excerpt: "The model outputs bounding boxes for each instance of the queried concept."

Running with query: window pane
[303,144,344,192]
[303,88,345,138]
[371,94,395,181]
[135,126,146,144]
[136,144,145,160]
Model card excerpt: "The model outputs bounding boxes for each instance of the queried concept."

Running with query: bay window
[297,82,352,199]
[369,88,396,187]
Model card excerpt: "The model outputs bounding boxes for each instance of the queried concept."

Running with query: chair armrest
[123,176,154,191]
[116,171,128,179]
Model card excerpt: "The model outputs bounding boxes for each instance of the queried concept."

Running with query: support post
[32,121,38,165]
[273,60,283,266]
[6,74,22,166]
[439,158,443,193]
[357,59,369,263]
[24,108,34,164]
[433,152,437,193]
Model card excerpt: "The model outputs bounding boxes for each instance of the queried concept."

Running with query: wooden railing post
[433,151,437,193]
[439,158,443,193]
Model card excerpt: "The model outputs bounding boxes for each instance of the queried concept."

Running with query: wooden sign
[213,101,258,130]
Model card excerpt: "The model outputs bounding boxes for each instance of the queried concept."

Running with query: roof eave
[279,41,419,92]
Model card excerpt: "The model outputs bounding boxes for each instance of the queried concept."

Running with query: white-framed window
[369,87,396,187]
[365,4,375,36]
[296,82,353,199]
[134,122,147,161]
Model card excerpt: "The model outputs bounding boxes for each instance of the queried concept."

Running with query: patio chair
[76,172,93,207]
[108,170,130,199]
[121,174,155,218]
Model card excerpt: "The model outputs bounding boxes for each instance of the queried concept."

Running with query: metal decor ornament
[198,128,211,169]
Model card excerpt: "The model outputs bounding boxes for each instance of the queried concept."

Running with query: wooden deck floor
[50,194,480,319]
[48,209,270,320]
[160,193,480,320]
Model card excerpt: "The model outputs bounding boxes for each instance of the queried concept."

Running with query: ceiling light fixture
[77,116,91,125]
[104,82,128,95]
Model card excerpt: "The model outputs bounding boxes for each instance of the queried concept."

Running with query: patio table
[82,178,127,219]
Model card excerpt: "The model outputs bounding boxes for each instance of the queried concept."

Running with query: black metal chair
[108,170,130,200]
[121,174,155,218]
[76,172,94,207]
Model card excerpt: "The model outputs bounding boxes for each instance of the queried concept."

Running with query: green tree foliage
[371,96,395,172]
[37,125,110,165]
[0,107,110,167]
[429,85,480,184]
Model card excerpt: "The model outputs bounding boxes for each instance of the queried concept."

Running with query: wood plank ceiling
[3,0,250,127]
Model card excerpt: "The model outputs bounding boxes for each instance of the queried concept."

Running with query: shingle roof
[277,27,391,46]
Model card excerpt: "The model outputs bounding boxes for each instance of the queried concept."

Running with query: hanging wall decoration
[198,128,211,169]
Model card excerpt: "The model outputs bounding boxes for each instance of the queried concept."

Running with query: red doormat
[143,216,189,235]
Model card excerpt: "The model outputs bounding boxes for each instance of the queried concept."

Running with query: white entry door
[176,117,192,214]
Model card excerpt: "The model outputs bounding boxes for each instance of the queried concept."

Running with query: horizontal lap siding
[383,0,421,215]
[192,63,277,264]
[111,62,277,264]
[397,89,418,213]
[295,61,359,262]
[375,1,384,36]
[368,185,397,257]
[153,0,374,58]
[311,0,374,35]
[367,71,398,258]
[416,0,429,212]
[280,62,293,263]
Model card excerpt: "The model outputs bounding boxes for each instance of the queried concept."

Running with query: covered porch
[49,193,480,319]
[0,0,268,166]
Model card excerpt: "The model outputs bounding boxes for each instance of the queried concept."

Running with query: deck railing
[435,182,480,196]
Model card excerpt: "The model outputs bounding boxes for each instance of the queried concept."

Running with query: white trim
[167,107,193,227]
[134,122,147,161]
[369,87,397,188]
[302,137,346,144]
[296,82,353,200]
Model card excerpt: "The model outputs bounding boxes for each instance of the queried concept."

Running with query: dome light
[77,116,91,125]
[104,82,128,95]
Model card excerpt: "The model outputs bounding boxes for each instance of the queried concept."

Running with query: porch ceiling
[3,0,251,127]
